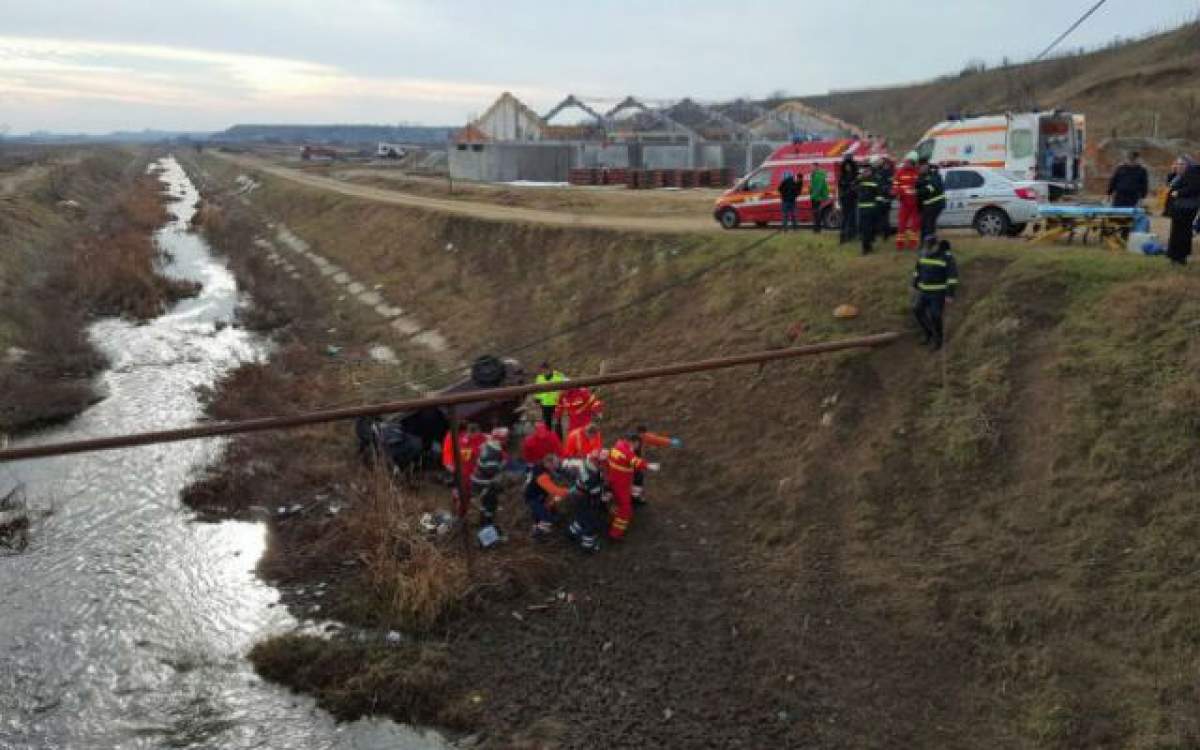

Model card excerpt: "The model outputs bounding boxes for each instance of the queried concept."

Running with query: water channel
[0,156,449,750]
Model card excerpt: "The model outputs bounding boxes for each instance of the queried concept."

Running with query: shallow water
[0,156,448,750]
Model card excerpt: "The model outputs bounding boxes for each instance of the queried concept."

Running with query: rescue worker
[606,434,659,540]
[631,426,682,507]
[470,427,509,530]
[563,422,603,459]
[554,386,603,434]
[875,156,895,240]
[917,158,946,242]
[912,238,960,351]
[520,421,562,466]
[442,422,485,479]
[1107,151,1149,208]
[893,152,921,250]
[810,165,830,233]
[524,452,569,538]
[533,362,567,438]
[838,153,859,244]
[856,164,881,255]
[564,449,609,553]
[778,171,801,231]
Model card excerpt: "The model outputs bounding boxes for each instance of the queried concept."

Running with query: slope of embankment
[186,152,1200,749]
[0,149,196,434]
[803,21,1200,152]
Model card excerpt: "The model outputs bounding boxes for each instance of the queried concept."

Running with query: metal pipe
[0,333,900,463]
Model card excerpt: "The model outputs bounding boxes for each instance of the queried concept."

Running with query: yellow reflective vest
[534,371,567,407]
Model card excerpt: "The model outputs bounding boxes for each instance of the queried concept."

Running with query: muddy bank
[0,150,198,434]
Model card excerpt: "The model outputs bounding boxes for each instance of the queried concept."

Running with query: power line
[1034,0,1109,61]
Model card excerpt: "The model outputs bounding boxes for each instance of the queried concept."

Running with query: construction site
[3,7,1200,750]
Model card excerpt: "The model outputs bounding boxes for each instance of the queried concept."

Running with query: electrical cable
[1034,0,1108,61]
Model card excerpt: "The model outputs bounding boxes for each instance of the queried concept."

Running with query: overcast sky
[2,0,1197,134]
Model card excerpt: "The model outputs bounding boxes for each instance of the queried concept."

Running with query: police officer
[917,158,946,242]
[856,164,881,255]
[912,238,960,351]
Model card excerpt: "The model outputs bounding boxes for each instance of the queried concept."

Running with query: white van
[915,111,1085,199]
[377,143,407,159]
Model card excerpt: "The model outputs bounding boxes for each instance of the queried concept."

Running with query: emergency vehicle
[712,138,890,229]
[914,111,1085,199]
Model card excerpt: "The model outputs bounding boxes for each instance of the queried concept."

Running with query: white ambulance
[914,111,1085,199]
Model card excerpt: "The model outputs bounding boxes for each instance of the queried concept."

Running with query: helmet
[490,427,509,440]
[869,155,883,166]
[905,150,919,163]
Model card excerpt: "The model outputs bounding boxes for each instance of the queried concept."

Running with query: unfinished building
[449,92,866,185]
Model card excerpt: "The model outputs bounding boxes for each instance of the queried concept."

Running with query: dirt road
[212,152,719,234]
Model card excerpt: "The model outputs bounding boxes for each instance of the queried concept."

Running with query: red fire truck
[713,138,891,229]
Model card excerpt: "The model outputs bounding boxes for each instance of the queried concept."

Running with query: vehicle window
[1009,128,1034,160]
[743,169,772,192]
[944,170,984,190]
[916,139,935,163]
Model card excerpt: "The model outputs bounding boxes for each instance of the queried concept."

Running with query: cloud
[0,35,549,130]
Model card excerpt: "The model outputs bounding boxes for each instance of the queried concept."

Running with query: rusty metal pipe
[0,333,900,463]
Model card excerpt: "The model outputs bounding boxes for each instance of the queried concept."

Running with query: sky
[1,0,1197,134]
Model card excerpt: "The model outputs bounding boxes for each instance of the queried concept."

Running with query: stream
[0,156,449,750]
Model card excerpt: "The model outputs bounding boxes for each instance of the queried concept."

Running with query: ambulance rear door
[1005,112,1038,182]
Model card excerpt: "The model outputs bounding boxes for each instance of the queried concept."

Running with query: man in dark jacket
[912,238,960,350]
[875,157,895,239]
[1107,152,1149,208]
[838,153,859,244]
[856,165,881,255]
[1166,155,1200,266]
[917,159,946,242]
[778,171,802,231]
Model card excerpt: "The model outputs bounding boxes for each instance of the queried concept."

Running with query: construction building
[449,92,867,184]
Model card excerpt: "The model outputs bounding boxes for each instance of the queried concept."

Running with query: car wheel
[755,221,769,228]
[974,207,1010,237]
[821,205,841,230]
[1006,222,1028,237]
[718,208,740,229]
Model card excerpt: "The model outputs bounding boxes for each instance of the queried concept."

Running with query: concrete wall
[578,144,631,168]
[478,95,544,142]
[642,145,692,170]
[449,143,573,182]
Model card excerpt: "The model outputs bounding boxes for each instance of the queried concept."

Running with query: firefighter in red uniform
[520,421,562,465]
[563,423,603,458]
[554,386,603,433]
[442,422,485,477]
[894,152,921,250]
[606,434,659,540]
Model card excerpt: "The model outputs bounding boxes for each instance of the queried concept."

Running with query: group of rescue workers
[441,366,681,553]
[836,150,948,255]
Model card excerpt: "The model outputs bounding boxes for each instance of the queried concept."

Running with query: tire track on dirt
[212,153,719,235]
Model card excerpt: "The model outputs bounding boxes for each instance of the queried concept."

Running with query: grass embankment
[0,150,197,433]
[189,152,1199,748]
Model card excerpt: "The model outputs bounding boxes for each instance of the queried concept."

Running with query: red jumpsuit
[554,387,603,433]
[894,163,920,250]
[563,426,603,458]
[606,438,646,540]
[521,423,562,464]
[442,430,485,476]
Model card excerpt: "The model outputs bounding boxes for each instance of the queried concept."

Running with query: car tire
[755,221,769,228]
[821,205,841,230]
[974,207,1010,237]
[1006,222,1028,237]
[718,208,740,230]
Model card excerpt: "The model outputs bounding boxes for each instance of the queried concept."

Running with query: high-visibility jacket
[856,176,881,209]
[554,387,603,432]
[917,170,946,207]
[911,246,960,298]
[893,164,919,204]
[606,439,646,486]
[524,464,569,506]
[809,169,830,202]
[521,423,562,464]
[563,426,603,458]
[534,371,567,407]
[442,431,485,474]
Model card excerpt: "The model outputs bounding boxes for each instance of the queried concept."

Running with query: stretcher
[1027,205,1147,252]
